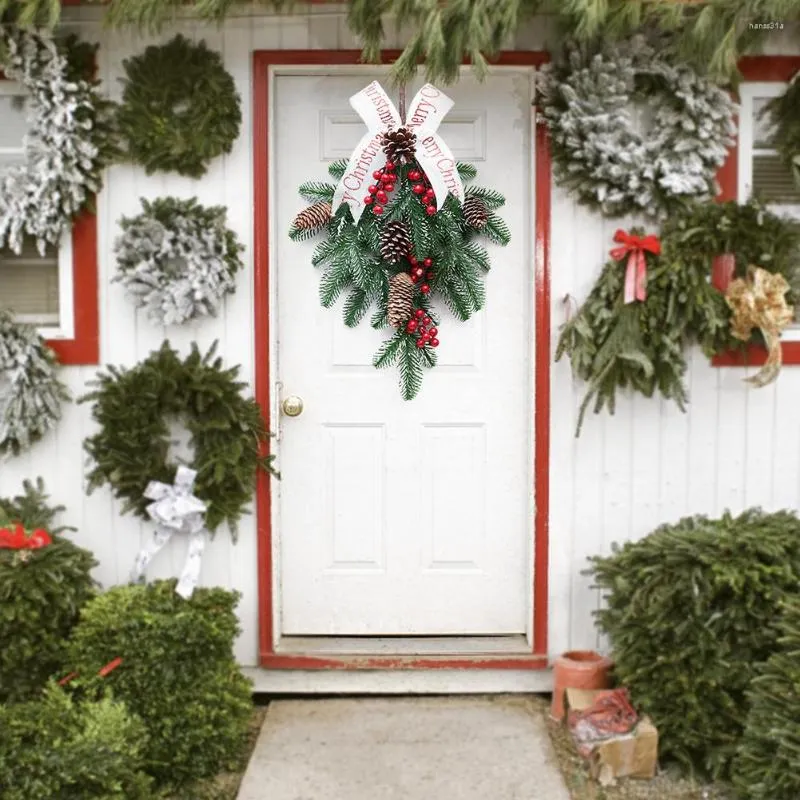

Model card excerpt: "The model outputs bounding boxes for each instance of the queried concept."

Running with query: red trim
[253,50,551,670]
[45,210,100,365]
[712,55,800,368]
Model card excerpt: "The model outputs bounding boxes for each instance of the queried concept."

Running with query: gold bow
[725,266,794,388]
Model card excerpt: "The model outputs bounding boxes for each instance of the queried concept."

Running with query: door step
[276,635,530,657]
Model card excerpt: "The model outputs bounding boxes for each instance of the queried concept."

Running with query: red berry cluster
[407,255,434,294]
[408,168,437,216]
[363,161,397,215]
[406,309,439,348]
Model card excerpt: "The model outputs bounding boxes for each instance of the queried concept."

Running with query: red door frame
[712,55,800,367]
[253,50,552,670]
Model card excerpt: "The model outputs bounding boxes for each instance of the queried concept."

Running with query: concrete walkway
[237,696,571,800]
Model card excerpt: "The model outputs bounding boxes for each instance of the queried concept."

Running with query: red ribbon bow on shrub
[610,229,661,304]
[0,523,52,549]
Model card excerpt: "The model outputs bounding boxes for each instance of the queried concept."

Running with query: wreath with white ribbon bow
[538,37,737,220]
[113,197,244,327]
[0,311,69,458]
[0,27,112,255]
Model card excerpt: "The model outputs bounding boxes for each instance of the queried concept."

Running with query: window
[712,57,800,367]
[0,77,99,364]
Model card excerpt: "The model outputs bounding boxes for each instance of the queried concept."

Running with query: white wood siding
[1,7,798,669]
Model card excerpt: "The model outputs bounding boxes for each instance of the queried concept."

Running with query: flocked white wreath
[0,27,110,255]
[0,311,69,457]
[113,197,244,327]
[538,37,737,220]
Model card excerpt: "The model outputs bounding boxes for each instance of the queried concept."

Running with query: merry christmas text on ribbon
[332,81,465,222]
[610,229,661,304]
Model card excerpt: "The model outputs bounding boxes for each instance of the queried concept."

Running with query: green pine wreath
[116,35,241,178]
[79,342,277,536]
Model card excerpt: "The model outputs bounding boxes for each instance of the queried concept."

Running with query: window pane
[753,153,800,204]
[0,240,60,325]
[753,96,778,148]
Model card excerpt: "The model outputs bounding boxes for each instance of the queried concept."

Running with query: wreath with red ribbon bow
[0,523,52,550]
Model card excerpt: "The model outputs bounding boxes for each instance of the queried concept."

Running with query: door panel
[274,72,534,635]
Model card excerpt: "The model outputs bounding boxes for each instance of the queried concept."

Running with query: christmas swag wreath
[290,81,509,400]
[80,341,277,535]
[117,35,242,178]
[113,197,244,326]
[761,72,800,189]
[538,37,737,220]
[0,27,115,255]
[0,311,69,457]
[557,201,800,435]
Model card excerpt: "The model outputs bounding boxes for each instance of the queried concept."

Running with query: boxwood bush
[589,509,800,779]
[0,480,97,702]
[68,580,253,789]
[0,682,152,799]
[732,596,800,799]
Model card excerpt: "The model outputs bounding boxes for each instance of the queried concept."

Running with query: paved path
[237,696,571,800]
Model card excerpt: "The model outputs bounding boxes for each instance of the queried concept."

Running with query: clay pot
[550,650,614,721]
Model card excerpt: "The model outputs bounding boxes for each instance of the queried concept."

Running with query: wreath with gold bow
[557,200,800,435]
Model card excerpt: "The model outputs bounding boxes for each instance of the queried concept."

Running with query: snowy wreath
[80,341,278,536]
[113,197,244,327]
[538,37,737,220]
[0,311,69,457]
[0,27,113,255]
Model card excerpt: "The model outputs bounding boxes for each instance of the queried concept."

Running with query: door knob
[282,395,304,417]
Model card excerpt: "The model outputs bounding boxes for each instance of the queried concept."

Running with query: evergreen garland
[761,72,800,190]
[733,595,800,800]
[291,158,509,401]
[113,197,244,327]
[79,341,278,537]
[0,310,70,457]
[557,200,800,435]
[0,26,117,255]
[538,36,737,220]
[116,35,242,178]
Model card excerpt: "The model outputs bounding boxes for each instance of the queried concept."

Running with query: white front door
[273,71,535,636]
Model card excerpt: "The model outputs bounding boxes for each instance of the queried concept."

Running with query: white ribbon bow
[130,465,208,599]
[332,81,465,223]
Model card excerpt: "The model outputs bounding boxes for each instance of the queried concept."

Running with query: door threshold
[276,635,531,657]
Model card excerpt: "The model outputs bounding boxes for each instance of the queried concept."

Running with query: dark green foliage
[79,341,278,537]
[68,581,253,790]
[557,201,800,434]
[733,596,800,800]
[0,683,152,799]
[117,35,241,178]
[0,480,97,703]
[761,74,800,190]
[291,159,507,400]
[589,509,800,780]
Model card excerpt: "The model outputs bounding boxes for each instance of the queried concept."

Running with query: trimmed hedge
[589,509,800,779]
[733,596,800,799]
[0,683,152,799]
[0,480,97,702]
[68,580,253,789]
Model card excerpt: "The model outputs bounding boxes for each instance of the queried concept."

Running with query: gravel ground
[528,696,732,800]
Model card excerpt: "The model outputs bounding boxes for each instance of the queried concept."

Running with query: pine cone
[380,221,411,263]
[381,126,417,165]
[293,201,332,231]
[387,272,416,329]
[463,195,488,228]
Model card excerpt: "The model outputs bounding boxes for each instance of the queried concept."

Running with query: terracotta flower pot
[550,649,614,721]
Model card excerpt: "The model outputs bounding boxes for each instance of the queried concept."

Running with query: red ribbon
[609,229,661,304]
[0,523,52,550]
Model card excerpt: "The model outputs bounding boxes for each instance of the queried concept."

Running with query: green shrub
[0,480,97,702]
[589,509,800,779]
[68,580,253,789]
[0,682,152,799]
[733,596,800,799]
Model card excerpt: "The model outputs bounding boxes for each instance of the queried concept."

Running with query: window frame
[0,69,100,365]
[712,56,800,368]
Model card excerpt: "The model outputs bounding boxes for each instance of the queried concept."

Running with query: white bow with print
[332,81,465,223]
[130,466,208,599]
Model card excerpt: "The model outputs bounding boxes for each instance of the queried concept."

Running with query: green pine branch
[298,181,335,203]
[457,162,478,182]
[328,159,348,180]
[465,186,507,211]
[482,213,511,246]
